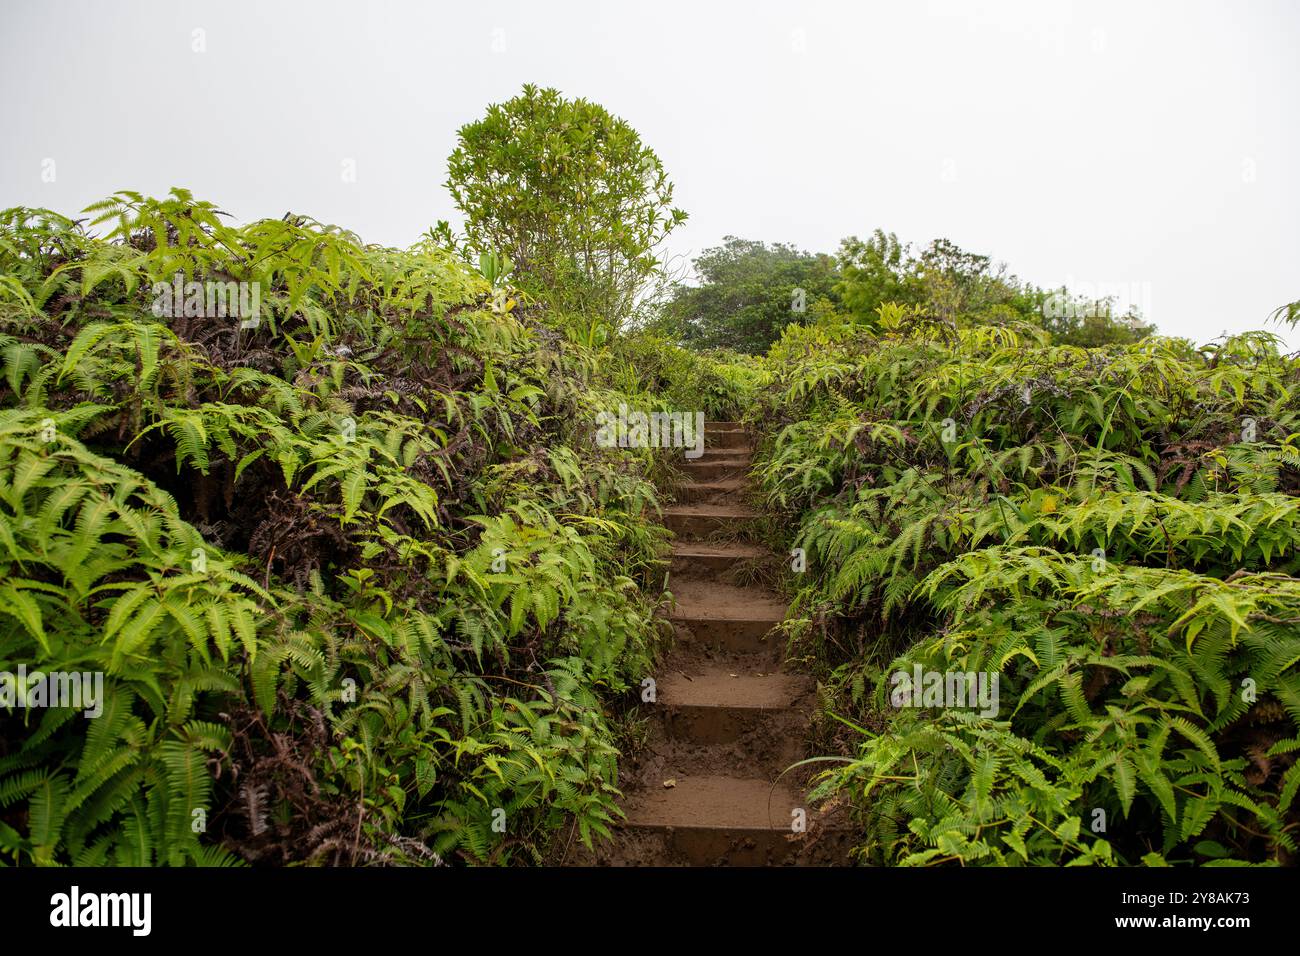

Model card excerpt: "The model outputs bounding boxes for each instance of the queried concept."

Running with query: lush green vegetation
[0,178,753,864]
[654,228,1155,354]
[752,308,1300,865]
[1,84,1293,868]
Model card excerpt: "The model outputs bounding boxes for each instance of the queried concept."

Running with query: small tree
[446,84,686,326]
[835,230,920,322]
[651,237,839,353]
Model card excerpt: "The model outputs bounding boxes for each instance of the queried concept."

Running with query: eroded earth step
[667,578,786,654]
[659,665,808,745]
[663,503,759,537]
[694,443,753,459]
[699,427,750,448]
[621,776,842,866]
[670,540,772,577]
[676,478,746,505]
[679,458,751,481]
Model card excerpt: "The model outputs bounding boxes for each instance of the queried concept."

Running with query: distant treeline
[647,231,1156,354]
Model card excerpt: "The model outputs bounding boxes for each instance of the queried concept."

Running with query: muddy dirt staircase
[597,421,849,866]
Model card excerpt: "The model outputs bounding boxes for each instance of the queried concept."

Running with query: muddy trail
[576,421,852,866]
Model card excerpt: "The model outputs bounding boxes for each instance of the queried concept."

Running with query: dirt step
[662,665,803,708]
[625,728,807,780]
[621,776,834,866]
[680,450,752,470]
[671,540,771,577]
[696,443,753,459]
[701,429,750,449]
[641,648,813,768]
[676,479,747,505]
[660,667,807,744]
[668,578,786,620]
[680,458,750,481]
[667,578,785,653]
[623,775,800,829]
[664,503,759,538]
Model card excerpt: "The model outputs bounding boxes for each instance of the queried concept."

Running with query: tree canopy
[653,229,1153,352]
[648,237,837,353]
[445,84,687,327]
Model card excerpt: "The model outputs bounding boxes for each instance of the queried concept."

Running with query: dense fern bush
[0,190,684,865]
[753,307,1300,865]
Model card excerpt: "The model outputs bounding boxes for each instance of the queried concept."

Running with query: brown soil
[564,421,853,867]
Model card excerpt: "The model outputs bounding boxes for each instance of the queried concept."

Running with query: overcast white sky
[2,0,1296,347]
